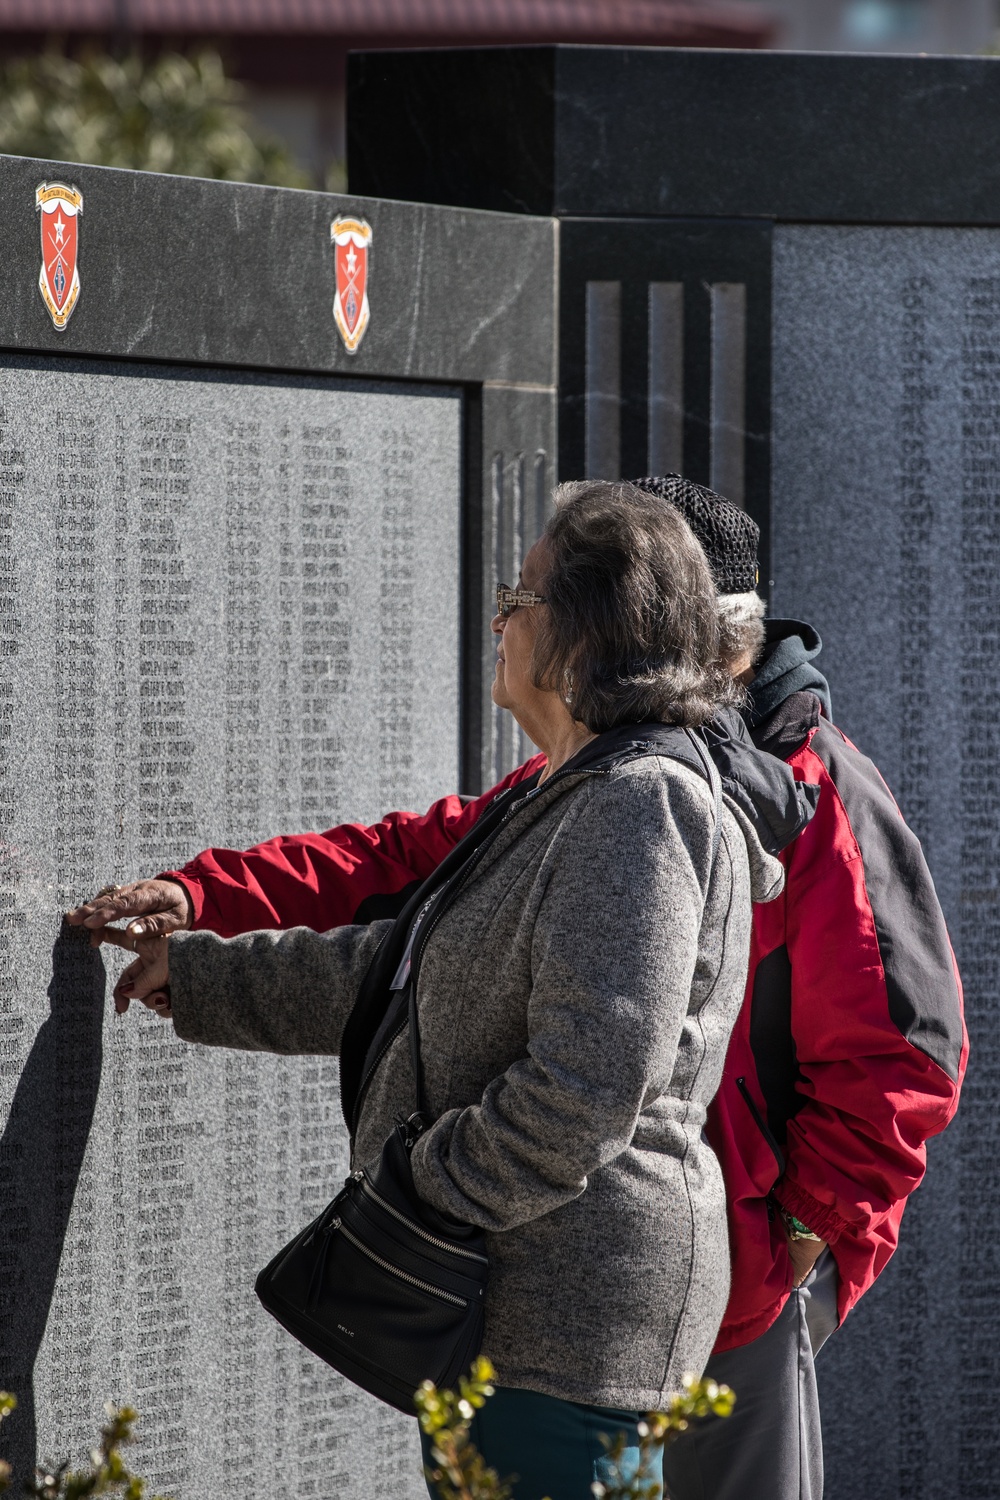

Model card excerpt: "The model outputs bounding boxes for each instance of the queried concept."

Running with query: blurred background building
[0,1,777,188]
[744,0,996,52]
[0,0,994,189]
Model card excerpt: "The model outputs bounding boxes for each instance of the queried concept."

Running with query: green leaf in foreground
[0,1395,170,1500]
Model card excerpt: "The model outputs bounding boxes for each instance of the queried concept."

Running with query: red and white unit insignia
[36,182,83,330]
[331,217,372,353]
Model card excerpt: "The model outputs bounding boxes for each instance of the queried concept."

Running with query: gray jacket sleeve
[409,766,719,1232]
[168,920,391,1055]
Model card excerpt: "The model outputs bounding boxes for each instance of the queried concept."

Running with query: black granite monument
[349,47,1000,1500]
[0,157,555,1497]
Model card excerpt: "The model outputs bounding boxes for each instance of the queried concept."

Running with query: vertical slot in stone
[648,282,684,476]
[585,281,621,480]
[533,450,548,544]
[512,452,525,571]
[490,451,512,781]
[710,282,747,504]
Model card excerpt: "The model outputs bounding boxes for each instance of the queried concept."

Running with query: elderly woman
[115,480,784,1499]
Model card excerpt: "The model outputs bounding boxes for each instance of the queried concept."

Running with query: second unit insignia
[331,217,372,354]
[36,181,83,331]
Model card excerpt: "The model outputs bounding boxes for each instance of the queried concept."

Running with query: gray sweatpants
[661,1252,839,1500]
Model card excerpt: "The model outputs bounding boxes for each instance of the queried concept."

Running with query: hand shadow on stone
[0,921,105,1482]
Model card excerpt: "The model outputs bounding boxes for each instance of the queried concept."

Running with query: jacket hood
[722,796,786,904]
[744,619,833,729]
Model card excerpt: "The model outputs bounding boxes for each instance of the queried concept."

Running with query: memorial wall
[0,156,557,1498]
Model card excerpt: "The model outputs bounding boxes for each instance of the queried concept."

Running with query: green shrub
[0,48,308,186]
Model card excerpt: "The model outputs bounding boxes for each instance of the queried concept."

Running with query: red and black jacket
[165,622,966,1350]
[710,677,966,1347]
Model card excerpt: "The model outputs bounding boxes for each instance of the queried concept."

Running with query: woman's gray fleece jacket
[168,753,784,1411]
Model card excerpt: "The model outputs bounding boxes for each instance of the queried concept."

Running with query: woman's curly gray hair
[531,480,739,731]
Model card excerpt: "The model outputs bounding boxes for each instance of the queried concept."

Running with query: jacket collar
[748,691,822,763]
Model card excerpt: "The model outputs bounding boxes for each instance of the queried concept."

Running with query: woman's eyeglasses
[496,584,548,618]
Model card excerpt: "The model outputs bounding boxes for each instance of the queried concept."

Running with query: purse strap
[339,777,540,1135]
[408,977,430,1126]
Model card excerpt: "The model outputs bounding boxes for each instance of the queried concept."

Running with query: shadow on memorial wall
[0,923,105,1481]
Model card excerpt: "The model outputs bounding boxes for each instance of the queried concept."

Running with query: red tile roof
[0,0,776,46]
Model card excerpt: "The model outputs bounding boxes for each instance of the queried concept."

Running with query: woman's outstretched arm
[116,921,391,1056]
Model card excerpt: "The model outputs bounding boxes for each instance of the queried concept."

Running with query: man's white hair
[717,590,766,670]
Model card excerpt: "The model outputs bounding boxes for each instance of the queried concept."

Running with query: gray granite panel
[0,354,463,1498]
[0,155,556,389]
[771,225,992,1499]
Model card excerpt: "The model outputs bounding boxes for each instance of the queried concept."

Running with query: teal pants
[420,1385,660,1500]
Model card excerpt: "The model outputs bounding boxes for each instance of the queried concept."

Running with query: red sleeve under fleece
[160,756,546,937]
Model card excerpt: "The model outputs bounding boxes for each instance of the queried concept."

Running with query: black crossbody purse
[255,728,725,1417]
[253,984,490,1414]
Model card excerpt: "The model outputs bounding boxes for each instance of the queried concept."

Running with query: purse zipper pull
[306,1218,340,1310]
[304,1199,341,1247]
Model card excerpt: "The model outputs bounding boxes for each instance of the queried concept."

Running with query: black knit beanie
[633,474,760,596]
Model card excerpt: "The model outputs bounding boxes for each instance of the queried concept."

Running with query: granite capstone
[0,154,556,389]
[349,46,1000,224]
